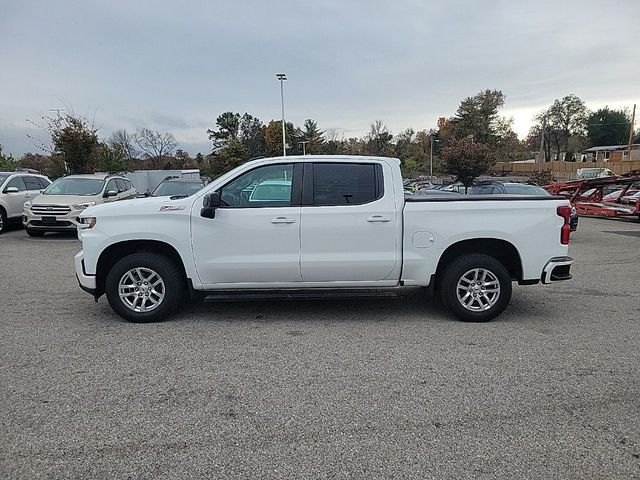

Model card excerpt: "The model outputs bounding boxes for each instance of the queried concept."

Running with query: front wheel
[105,252,184,323]
[440,254,512,322]
[26,227,45,237]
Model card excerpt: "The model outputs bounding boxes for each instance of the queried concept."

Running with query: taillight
[557,205,571,245]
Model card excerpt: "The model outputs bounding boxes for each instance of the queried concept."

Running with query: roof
[583,144,639,152]
[61,173,113,180]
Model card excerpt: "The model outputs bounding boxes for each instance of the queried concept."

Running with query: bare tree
[134,128,177,169]
[108,129,138,163]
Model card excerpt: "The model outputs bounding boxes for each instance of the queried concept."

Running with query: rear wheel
[440,254,512,322]
[105,252,184,323]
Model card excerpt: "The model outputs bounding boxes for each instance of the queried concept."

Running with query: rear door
[299,161,400,282]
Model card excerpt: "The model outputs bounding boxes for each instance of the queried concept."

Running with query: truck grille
[31,205,72,216]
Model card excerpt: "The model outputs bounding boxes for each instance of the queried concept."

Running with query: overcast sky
[1,0,639,157]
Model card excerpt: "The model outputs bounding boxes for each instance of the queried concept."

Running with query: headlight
[77,217,97,229]
[72,202,95,211]
[24,201,32,209]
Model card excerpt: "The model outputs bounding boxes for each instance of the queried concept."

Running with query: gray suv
[0,171,51,234]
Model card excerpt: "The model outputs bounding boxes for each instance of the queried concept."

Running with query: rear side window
[312,163,382,206]
[23,176,42,190]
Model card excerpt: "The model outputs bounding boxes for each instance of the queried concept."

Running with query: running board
[203,288,400,302]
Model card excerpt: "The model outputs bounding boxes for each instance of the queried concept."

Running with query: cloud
[1,0,639,156]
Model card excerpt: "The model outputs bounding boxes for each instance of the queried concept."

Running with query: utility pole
[627,104,636,160]
[430,135,439,178]
[298,140,309,155]
[276,73,287,156]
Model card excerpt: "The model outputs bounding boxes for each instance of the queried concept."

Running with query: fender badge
[159,205,186,212]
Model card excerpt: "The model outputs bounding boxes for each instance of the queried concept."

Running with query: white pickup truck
[75,156,573,323]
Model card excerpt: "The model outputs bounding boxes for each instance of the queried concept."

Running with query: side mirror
[104,190,118,198]
[201,191,221,219]
[5,186,19,194]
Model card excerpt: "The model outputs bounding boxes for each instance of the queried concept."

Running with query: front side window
[105,179,117,194]
[312,163,380,206]
[504,185,549,196]
[115,178,128,192]
[220,164,293,208]
[5,176,26,192]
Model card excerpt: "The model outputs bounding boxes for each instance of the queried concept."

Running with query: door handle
[270,217,296,224]
[366,215,391,223]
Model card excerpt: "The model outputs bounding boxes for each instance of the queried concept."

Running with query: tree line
[1,91,636,187]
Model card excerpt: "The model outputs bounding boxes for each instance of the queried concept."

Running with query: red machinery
[544,170,640,220]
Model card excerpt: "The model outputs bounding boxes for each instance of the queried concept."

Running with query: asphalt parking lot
[1,217,639,479]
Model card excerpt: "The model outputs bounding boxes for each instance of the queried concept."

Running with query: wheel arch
[434,238,523,286]
[96,240,188,297]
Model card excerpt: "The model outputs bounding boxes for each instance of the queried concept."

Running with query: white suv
[0,171,51,234]
[23,173,137,236]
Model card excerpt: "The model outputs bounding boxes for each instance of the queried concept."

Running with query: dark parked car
[470,181,578,231]
[150,178,205,198]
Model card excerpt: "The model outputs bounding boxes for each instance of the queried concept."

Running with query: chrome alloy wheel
[118,267,165,312]
[456,268,501,312]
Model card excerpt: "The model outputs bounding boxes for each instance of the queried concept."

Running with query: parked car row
[0,171,206,236]
[405,180,579,231]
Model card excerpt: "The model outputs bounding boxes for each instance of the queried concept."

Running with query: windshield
[44,177,105,196]
[504,185,549,196]
[152,181,203,197]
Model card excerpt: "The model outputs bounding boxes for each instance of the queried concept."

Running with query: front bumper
[541,256,574,284]
[23,208,83,231]
[75,250,97,294]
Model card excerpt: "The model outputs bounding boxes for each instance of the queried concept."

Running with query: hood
[31,193,99,206]
[82,195,191,217]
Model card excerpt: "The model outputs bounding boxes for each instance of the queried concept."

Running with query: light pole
[276,73,287,156]
[298,140,309,155]
[430,136,439,179]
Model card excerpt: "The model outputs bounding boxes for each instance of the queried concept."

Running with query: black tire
[26,227,45,237]
[0,208,6,234]
[105,252,184,323]
[440,253,512,322]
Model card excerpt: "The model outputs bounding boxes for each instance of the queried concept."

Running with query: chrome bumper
[542,256,574,284]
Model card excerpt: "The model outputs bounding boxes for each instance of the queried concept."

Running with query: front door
[192,163,302,286]
[300,161,400,282]
[3,176,29,218]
